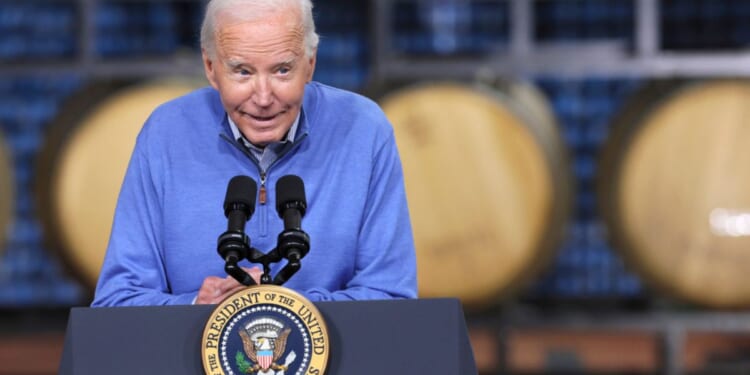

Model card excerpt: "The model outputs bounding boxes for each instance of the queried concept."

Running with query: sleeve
[91,125,197,307]
[303,129,418,302]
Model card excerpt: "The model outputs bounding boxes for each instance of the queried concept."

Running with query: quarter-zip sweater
[92,82,417,306]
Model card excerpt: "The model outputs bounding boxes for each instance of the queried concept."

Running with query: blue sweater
[92,82,417,306]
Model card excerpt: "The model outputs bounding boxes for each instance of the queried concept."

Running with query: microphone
[275,175,310,263]
[218,175,257,264]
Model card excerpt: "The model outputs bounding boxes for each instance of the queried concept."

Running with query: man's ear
[202,49,219,89]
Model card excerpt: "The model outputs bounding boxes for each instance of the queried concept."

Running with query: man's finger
[247,267,263,284]
[238,266,263,284]
[196,276,225,304]
[215,284,249,303]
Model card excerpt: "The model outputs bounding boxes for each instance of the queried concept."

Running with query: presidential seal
[202,285,329,375]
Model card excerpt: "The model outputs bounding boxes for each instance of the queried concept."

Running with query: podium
[59,298,477,374]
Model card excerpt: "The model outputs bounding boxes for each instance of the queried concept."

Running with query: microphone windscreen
[224,175,257,216]
[276,175,306,214]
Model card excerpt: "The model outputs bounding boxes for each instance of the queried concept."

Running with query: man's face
[203,8,316,146]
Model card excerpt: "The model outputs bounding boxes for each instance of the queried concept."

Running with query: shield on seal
[257,349,273,370]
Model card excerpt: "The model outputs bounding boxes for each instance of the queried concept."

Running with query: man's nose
[252,76,274,107]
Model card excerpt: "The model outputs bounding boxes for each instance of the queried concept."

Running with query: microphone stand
[217,174,310,286]
[218,228,310,286]
[217,228,256,286]
[271,226,309,285]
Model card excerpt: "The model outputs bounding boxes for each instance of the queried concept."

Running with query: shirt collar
[228,111,301,149]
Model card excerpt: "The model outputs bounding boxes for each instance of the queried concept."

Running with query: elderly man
[92,0,416,306]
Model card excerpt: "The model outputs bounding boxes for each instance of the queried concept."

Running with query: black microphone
[218,175,257,264]
[275,175,310,263]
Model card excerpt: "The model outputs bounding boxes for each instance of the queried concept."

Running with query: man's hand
[195,267,263,304]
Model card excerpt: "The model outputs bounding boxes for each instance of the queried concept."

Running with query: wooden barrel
[0,130,13,255]
[599,79,750,309]
[380,81,572,309]
[37,78,204,290]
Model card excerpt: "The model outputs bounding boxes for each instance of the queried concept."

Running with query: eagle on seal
[239,318,293,374]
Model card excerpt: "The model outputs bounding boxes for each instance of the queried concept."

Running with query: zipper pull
[259,172,267,205]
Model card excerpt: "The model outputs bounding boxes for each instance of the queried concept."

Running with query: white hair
[200,0,319,58]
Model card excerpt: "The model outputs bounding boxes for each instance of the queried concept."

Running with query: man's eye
[279,67,291,74]
[239,69,250,75]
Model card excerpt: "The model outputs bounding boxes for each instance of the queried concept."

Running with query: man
[92,0,417,306]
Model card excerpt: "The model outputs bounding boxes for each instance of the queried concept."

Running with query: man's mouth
[248,113,278,122]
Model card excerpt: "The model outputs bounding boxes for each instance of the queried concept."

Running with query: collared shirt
[228,111,301,172]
